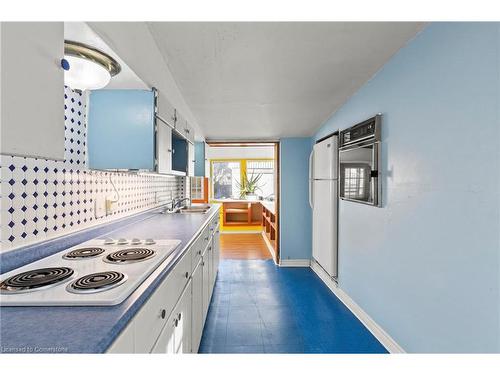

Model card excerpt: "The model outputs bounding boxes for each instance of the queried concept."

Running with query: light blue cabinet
[88,90,155,170]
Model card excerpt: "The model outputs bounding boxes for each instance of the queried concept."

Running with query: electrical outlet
[94,194,106,219]
[105,198,117,215]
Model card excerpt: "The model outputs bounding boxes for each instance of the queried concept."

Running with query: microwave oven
[339,115,381,207]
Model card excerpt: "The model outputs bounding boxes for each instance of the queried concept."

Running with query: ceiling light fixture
[62,40,121,91]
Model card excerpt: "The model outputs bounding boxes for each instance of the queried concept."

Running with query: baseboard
[260,232,278,265]
[279,259,311,267]
[310,261,405,354]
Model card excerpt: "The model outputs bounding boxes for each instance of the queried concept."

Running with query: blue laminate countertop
[0,204,220,353]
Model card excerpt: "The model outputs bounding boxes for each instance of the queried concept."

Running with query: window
[212,161,241,199]
[246,160,274,199]
[210,159,275,200]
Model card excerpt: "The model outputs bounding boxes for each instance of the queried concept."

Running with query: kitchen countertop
[0,204,220,353]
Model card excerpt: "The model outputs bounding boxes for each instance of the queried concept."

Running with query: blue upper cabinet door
[88,90,155,170]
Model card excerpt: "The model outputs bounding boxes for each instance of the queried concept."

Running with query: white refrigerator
[309,135,338,278]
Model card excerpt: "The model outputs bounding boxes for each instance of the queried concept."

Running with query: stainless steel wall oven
[339,114,381,207]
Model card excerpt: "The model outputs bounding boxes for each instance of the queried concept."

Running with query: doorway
[206,141,280,263]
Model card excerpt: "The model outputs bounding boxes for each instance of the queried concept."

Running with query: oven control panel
[340,114,381,147]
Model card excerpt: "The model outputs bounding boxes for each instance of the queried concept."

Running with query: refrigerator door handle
[309,150,314,208]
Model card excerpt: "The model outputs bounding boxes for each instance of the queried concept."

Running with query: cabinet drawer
[209,215,220,236]
[134,249,192,353]
[191,226,210,270]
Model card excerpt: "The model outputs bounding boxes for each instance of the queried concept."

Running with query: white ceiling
[148,22,425,140]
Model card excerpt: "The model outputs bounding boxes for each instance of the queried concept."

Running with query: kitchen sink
[179,205,211,214]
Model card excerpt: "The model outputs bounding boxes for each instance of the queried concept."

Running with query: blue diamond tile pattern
[0,86,185,251]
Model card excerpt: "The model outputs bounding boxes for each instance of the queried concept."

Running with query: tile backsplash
[0,87,185,253]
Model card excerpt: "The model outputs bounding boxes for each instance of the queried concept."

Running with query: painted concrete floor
[199,260,388,354]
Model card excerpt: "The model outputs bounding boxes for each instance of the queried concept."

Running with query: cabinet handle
[178,313,182,321]
[167,148,172,153]
[184,271,189,279]
[185,128,190,134]
[208,246,212,252]
[204,236,209,241]
[173,318,178,328]
[160,309,166,319]
[201,261,205,266]
[197,250,202,255]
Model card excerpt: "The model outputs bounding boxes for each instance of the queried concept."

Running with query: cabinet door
[107,321,135,353]
[188,143,195,177]
[202,250,211,322]
[191,260,204,353]
[1,22,65,160]
[175,111,185,133]
[151,311,176,354]
[174,280,192,354]
[171,131,188,174]
[88,90,155,170]
[204,143,210,178]
[157,91,176,128]
[212,227,221,286]
[207,242,214,299]
[157,120,172,174]
[185,122,195,143]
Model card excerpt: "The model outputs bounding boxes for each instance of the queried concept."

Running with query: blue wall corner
[195,141,205,176]
[279,138,313,261]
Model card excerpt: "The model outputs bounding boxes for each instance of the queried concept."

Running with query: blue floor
[199,260,388,354]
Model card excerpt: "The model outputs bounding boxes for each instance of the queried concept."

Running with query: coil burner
[0,267,74,294]
[104,248,156,264]
[63,247,105,260]
[67,271,127,294]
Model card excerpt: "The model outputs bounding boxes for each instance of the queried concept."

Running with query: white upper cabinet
[1,22,65,160]
[157,120,173,175]
[174,112,195,144]
[156,90,176,127]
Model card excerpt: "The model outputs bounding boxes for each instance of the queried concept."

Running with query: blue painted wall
[279,138,313,261]
[314,23,500,352]
[195,141,205,176]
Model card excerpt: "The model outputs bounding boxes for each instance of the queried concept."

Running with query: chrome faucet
[171,197,191,211]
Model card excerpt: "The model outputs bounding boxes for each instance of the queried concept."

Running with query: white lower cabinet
[202,247,211,322]
[152,280,192,354]
[107,212,220,354]
[107,321,135,353]
[191,259,204,353]
[211,226,221,290]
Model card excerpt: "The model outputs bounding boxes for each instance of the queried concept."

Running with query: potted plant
[236,172,263,200]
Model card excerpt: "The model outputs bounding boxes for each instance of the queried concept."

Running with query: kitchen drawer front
[209,215,220,237]
[134,249,192,353]
[192,224,211,267]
